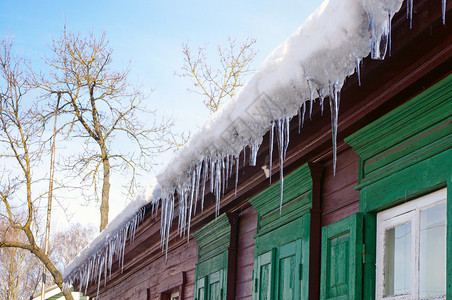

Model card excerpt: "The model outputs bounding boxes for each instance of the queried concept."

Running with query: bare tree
[34,31,176,231]
[0,38,74,300]
[49,223,95,272]
[178,37,257,114]
[0,220,41,300]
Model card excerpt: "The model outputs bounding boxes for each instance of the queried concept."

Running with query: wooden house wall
[234,206,257,299]
[321,147,360,226]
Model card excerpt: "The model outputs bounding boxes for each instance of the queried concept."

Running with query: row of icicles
[152,80,342,259]
[64,207,145,297]
[152,0,448,257]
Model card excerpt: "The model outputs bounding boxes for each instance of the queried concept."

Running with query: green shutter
[250,164,313,299]
[321,213,363,300]
[193,213,231,300]
[208,269,223,299]
[255,250,275,300]
[196,276,207,300]
[275,240,302,300]
[254,239,305,300]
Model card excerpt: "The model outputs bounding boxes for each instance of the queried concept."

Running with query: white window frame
[376,188,447,300]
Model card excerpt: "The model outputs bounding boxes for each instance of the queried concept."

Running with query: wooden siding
[321,147,360,226]
[234,206,257,299]
[97,239,197,300]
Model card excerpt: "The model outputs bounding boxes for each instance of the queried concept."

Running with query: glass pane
[260,263,271,300]
[419,202,446,298]
[384,222,411,296]
[278,255,295,299]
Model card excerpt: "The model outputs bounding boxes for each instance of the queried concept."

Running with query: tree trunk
[100,147,110,232]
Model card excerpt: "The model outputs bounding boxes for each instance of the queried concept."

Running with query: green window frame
[345,74,452,299]
[250,164,312,300]
[193,213,230,300]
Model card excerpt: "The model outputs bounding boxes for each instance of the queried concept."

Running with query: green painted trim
[359,149,450,212]
[249,164,312,236]
[249,164,312,217]
[193,213,230,251]
[320,213,363,300]
[345,74,452,186]
[362,213,376,300]
[196,251,228,278]
[255,214,310,255]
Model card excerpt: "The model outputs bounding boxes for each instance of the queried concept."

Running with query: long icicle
[235,156,239,197]
[269,121,275,184]
[355,56,362,86]
[276,119,284,214]
[193,161,202,215]
[329,81,341,175]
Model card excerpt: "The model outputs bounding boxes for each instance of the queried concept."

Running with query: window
[376,188,447,299]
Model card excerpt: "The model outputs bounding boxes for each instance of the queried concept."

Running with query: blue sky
[0,0,323,228]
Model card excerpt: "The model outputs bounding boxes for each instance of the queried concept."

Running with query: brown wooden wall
[321,147,360,226]
[235,206,257,299]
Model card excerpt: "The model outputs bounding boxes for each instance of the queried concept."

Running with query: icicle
[368,14,388,60]
[442,0,446,25]
[355,56,362,86]
[320,96,324,116]
[225,156,229,191]
[243,145,246,166]
[306,79,315,120]
[193,161,202,215]
[309,99,314,120]
[275,118,286,214]
[329,81,341,176]
[221,158,225,196]
[284,117,290,160]
[201,159,208,212]
[210,158,215,193]
[249,143,260,166]
[229,155,233,177]
[269,121,275,184]
[215,158,221,217]
[408,0,413,29]
[187,169,196,241]
[388,12,392,57]
[297,108,301,134]
[302,102,306,127]
[235,157,239,197]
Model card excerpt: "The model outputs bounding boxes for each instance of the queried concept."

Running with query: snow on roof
[64,0,410,292]
[63,179,161,292]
